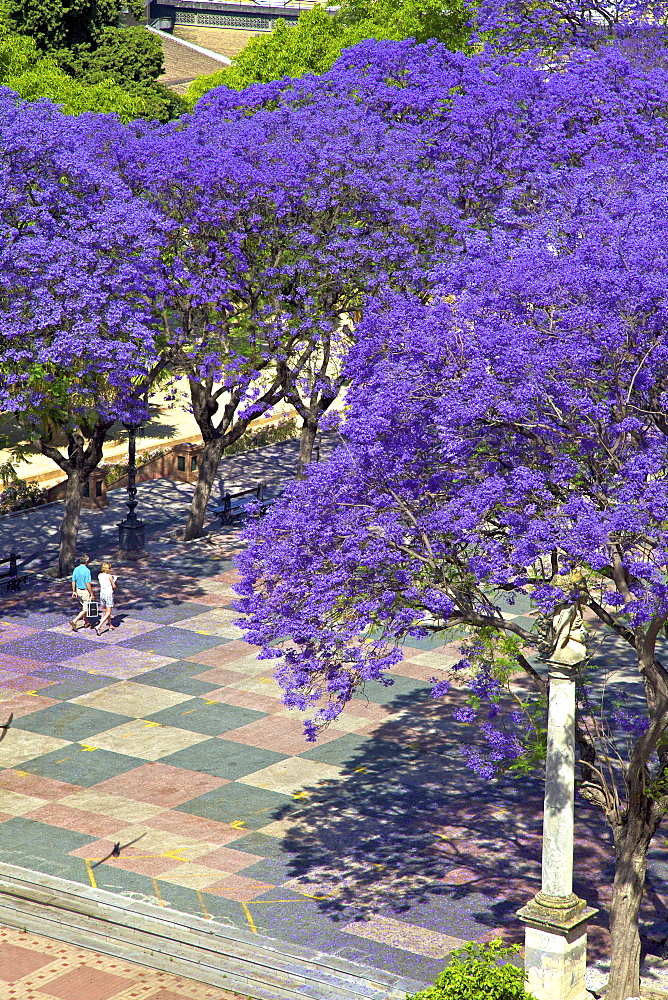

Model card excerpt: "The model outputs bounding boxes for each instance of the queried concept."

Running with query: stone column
[517,661,597,1000]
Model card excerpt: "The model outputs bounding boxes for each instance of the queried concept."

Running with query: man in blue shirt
[70,555,95,630]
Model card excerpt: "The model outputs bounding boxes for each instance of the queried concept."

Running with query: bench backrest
[0,553,17,577]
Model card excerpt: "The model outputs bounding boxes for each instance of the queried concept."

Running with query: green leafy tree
[407,940,536,1000]
[4,0,123,56]
[186,0,471,104]
[68,25,163,84]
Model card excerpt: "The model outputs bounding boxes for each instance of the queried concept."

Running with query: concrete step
[0,863,426,1000]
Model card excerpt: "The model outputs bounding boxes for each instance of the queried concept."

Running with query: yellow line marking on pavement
[204,700,218,705]
[23,691,38,696]
[151,878,166,906]
[241,902,258,935]
[142,721,161,727]
[180,710,196,715]
[229,820,246,829]
[197,890,212,919]
[85,859,97,889]
[353,767,367,773]
[79,745,97,751]
[56,758,71,763]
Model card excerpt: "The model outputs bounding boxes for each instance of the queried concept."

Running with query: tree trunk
[57,472,85,577]
[607,816,654,1000]
[297,418,319,477]
[183,437,225,541]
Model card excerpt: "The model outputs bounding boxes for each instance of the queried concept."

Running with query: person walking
[96,562,117,634]
[70,555,95,630]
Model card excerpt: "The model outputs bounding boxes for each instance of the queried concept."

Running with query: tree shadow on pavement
[273,684,641,958]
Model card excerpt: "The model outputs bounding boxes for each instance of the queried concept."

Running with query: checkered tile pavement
[0,566,665,987]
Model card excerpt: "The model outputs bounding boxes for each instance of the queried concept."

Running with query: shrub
[101,446,172,485]
[0,479,48,515]
[225,417,298,456]
[406,940,537,1000]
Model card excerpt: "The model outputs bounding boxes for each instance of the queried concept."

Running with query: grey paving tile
[13,703,132,742]
[144,700,266,736]
[161,738,287,779]
[176,782,291,828]
[19,745,142,786]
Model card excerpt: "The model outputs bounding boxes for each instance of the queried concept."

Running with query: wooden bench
[0,552,27,593]
[210,485,274,527]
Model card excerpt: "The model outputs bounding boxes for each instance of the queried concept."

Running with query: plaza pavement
[0,441,666,996]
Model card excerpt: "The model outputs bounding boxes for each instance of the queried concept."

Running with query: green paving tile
[176,782,292,829]
[227,831,291,859]
[160,738,287,779]
[301,733,415,770]
[86,866,163,899]
[360,675,431,706]
[19,745,142,786]
[0,816,93,856]
[144,699,266,736]
[13,703,132,741]
[40,673,117,701]
[135,661,220,695]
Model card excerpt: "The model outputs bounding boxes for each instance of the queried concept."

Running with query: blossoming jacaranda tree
[0,95,165,575]
[114,80,431,539]
[236,188,668,999]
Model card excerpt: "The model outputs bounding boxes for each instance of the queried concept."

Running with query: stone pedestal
[518,893,597,1000]
[81,470,109,510]
[172,442,203,484]
[518,659,597,1000]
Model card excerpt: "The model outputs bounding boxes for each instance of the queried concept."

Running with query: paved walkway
[0,923,246,1000]
[0,442,666,997]
[0,438,322,575]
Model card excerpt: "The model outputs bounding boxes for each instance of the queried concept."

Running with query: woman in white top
[96,561,117,634]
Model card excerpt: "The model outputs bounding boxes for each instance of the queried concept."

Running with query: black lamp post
[117,422,146,555]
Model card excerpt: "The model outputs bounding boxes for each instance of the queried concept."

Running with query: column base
[517,894,598,1000]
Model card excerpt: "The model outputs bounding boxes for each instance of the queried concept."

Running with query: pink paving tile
[93,762,228,806]
[0,771,83,801]
[81,850,177,877]
[144,809,246,845]
[441,867,479,885]
[0,812,15,824]
[0,626,40,643]
[205,874,273,902]
[39,965,130,999]
[24,804,126,838]
[189,593,233,607]
[390,660,449,681]
[195,845,264,873]
[187,641,261,667]
[345,698,395,722]
[0,692,62,718]
[0,942,53,980]
[222,717,342,755]
[209,571,240,583]
[204,689,283,714]
[0,653,54,674]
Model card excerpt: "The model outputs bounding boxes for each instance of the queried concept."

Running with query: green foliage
[225,416,298,455]
[4,57,147,119]
[0,17,184,122]
[68,26,164,84]
[0,478,48,515]
[101,446,172,485]
[186,0,472,105]
[4,0,122,56]
[406,940,537,1000]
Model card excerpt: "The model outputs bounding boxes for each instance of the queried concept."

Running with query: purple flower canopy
[234,35,668,749]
